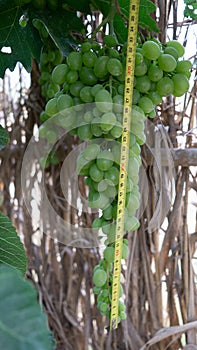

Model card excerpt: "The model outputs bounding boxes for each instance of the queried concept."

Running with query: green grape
[107,48,120,58]
[93,286,101,294]
[124,216,140,232]
[176,60,192,74]
[120,311,127,320]
[45,98,58,116]
[67,51,82,71]
[77,124,92,141]
[147,109,156,118]
[103,204,113,220]
[52,64,69,85]
[91,118,103,137]
[83,143,100,161]
[66,70,78,84]
[70,81,84,97]
[101,221,112,235]
[63,82,70,93]
[132,89,141,104]
[126,192,140,211]
[96,150,114,171]
[47,51,56,62]
[83,110,93,123]
[104,184,117,199]
[118,84,124,95]
[142,40,161,60]
[117,67,126,82]
[172,73,189,97]
[104,35,118,47]
[158,54,177,72]
[40,111,50,122]
[104,166,120,186]
[58,110,77,129]
[91,84,103,97]
[79,67,98,85]
[92,217,104,230]
[119,301,126,312]
[148,91,162,105]
[134,61,148,76]
[122,243,129,259]
[107,58,123,76]
[53,50,63,65]
[110,123,122,138]
[94,56,109,78]
[128,157,140,179]
[104,246,115,263]
[81,42,92,52]
[80,86,94,103]
[99,302,108,314]
[90,192,109,210]
[164,46,179,60]
[156,76,174,96]
[113,95,124,113]
[135,52,143,65]
[138,96,154,114]
[131,122,145,139]
[57,94,73,111]
[148,65,163,82]
[40,71,50,82]
[76,155,93,175]
[166,40,185,57]
[97,179,108,192]
[100,112,116,132]
[93,269,107,287]
[89,164,103,182]
[95,89,113,113]
[47,82,60,97]
[135,76,151,93]
[83,51,97,67]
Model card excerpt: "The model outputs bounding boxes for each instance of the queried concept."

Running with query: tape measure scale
[110,0,140,330]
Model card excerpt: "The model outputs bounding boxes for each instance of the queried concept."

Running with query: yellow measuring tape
[110,0,140,330]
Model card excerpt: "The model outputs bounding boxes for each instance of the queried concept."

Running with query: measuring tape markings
[110,0,140,330]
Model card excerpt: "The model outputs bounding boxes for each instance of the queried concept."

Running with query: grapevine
[38,34,191,325]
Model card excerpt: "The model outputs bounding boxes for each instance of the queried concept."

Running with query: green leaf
[90,0,110,17]
[184,1,197,19]
[0,212,27,275]
[28,8,84,55]
[0,0,42,77]
[138,0,159,32]
[0,265,55,350]
[0,126,9,150]
[114,14,128,44]
[113,0,159,43]
[62,0,90,13]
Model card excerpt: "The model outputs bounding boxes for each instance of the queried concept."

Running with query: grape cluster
[39,36,191,323]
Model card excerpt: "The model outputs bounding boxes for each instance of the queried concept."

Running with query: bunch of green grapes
[32,20,64,103]
[39,36,191,323]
